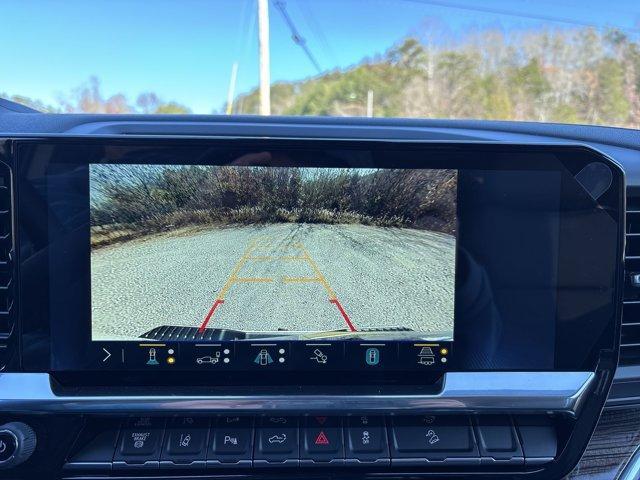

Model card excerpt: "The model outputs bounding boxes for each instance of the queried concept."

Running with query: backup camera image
[89,164,457,342]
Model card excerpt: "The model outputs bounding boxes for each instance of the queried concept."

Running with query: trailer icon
[417,346,435,366]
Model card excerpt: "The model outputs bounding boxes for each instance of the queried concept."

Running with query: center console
[0,137,624,479]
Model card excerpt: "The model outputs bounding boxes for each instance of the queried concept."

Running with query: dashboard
[0,111,638,480]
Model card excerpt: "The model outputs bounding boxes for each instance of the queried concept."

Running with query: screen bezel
[11,137,624,386]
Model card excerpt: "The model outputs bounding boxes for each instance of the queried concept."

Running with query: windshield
[2,0,639,128]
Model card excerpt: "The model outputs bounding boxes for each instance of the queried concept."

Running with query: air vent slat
[621,304,640,363]
[628,212,640,234]
[626,237,640,258]
[623,192,640,365]
[0,344,7,372]
[627,196,640,211]
[0,161,13,371]
[622,324,640,346]
[623,302,640,321]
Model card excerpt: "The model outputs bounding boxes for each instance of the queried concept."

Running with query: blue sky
[1,0,639,113]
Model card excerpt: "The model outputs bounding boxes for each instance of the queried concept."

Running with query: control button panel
[301,416,343,466]
[474,415,524,465]
[113,417,165,470]
[160,417,209,469]
[514,416,557,465]
[65,428,119,472]
[390,415,479,465]
[208,416,253,468]
[254,416,299,467]
[345,415,389,465]
[65,414,558,472]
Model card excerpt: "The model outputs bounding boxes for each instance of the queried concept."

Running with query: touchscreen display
[89,164,457,345]
[14,139,622,377]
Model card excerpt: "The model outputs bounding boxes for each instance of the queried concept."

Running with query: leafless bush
[91,165,456,245]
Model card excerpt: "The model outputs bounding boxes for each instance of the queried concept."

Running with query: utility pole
[257,0,271,115]
[366,90,374,117]
[226,62,239,115]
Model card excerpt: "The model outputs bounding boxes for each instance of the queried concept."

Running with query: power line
[295,0,339,66]
[401,0,640,36]
[273,0,323,73]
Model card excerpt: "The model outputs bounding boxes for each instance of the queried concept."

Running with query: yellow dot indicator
[440,348,449,356]
[167,357,176,365]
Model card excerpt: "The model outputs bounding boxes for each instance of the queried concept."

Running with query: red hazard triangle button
[314,430,330,445]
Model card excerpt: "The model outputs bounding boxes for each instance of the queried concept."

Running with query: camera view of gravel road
[90,163,456,341]
[91,223,455,340]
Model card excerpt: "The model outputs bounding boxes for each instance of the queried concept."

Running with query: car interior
[1,1,640,479]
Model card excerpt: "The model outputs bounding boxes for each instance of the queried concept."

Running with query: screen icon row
[94,341,451,371]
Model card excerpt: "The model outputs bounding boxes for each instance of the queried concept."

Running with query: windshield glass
[2,0,639,128]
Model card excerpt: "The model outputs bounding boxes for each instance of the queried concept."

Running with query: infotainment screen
[89,165,457,345]
[13,138,623,382]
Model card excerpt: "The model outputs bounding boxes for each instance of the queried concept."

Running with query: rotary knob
[0,422,36,469]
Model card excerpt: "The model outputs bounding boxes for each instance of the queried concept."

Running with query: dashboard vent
[0,160,14,371]
[622,191,640,366]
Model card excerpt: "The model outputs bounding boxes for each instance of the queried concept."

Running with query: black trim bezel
[0,136,626,480]
[9,136,625,376]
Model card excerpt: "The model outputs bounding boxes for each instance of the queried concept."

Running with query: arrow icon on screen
[102,348,111,363]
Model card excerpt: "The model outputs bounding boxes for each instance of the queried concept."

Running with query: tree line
[1,77,191,114]
[235,27,640,128]
[4,26,637,128]
[90,165,456,246]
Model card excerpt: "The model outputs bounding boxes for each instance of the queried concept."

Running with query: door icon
[254,349,274,366]
[365,348,380,366]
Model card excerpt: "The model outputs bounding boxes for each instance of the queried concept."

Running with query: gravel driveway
[91,223,455,341]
